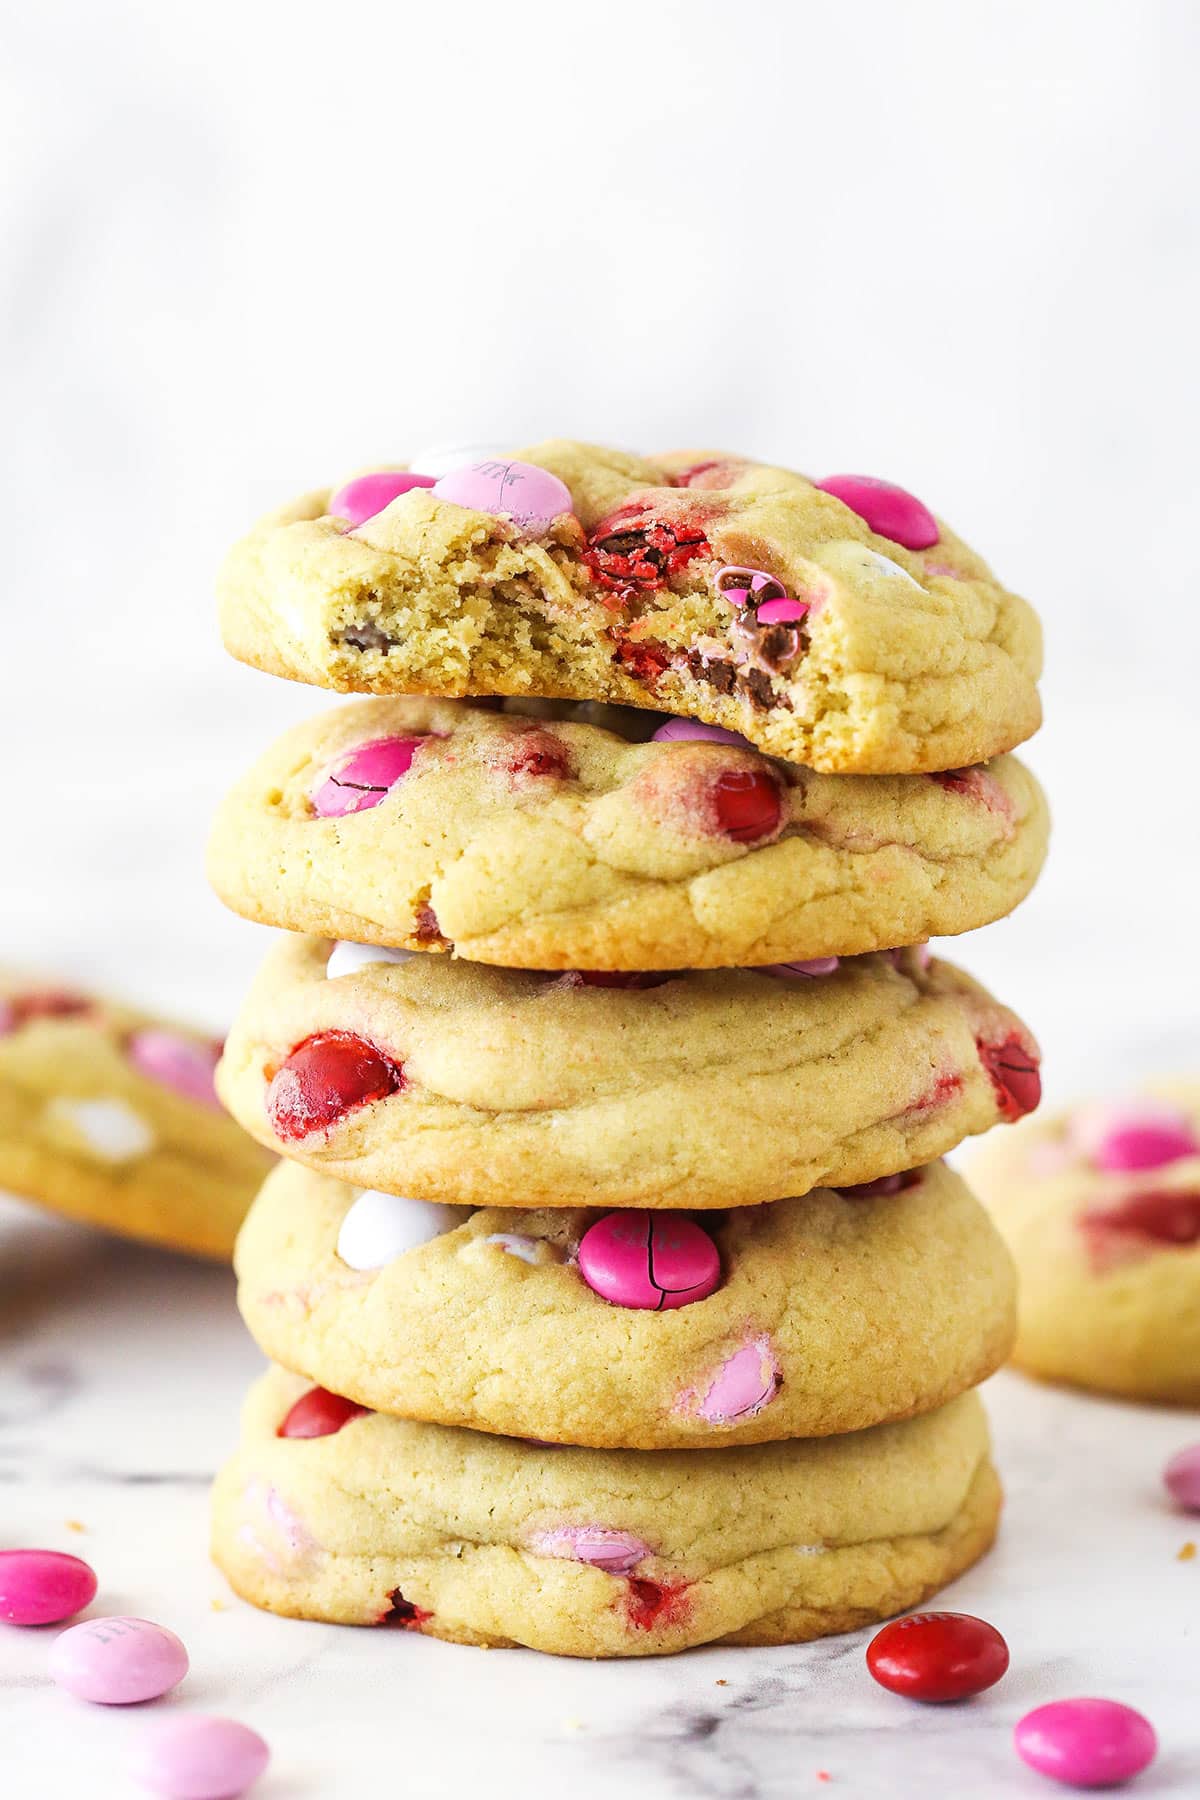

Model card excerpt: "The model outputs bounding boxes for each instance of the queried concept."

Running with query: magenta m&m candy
[431,460,572,535]
[866,1611,1009,1702]
[1076,1100,1199,1173]
[328,470,436,530]
[0,1549,97,1626]
[578,1212,720,1310]
[309,735,429,818]
[1164,1442,1200,1511]
[129,1716,269,1800]
[814,474,939,550]
[48,1615,188,1705]
[1014,1699,1157,1789]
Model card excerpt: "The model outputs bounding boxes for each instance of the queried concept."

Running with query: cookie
[235,1158,1015,1448]
[969,1084,1200,1403]
[212,1368,999,1656]
[217,441,1042,775]
[207,696,1048,969]
[0,973,274,1259]
[216,936,1041,1209]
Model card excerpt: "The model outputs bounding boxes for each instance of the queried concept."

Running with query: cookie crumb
[715,1678,728,1687]
[816,1774,832,1785]
[1177,1541,1196,1562]
[64,1519,87,1534]
[211,1596,230,1611]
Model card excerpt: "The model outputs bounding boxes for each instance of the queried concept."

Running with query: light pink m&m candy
[129,1716,269,1799]
[328,470,436,530]
[128,1031,221,1110]
[651,717,756,751]
[1164,1442,1200,1511]
[431,459,572,534]
[0,1549,97,1626]
[310,736,428,818]
[49,1616,188,1704]
[578,1212,720,1310]
[814,474,939,550]
[1014,1699,1156,1789]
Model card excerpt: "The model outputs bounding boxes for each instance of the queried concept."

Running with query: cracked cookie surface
[208,696,1048,968]
[0,970,274,1258]
[969,1082,1200,1402]
[235,1159,1015,1448]
[218,440,1042,775]
[212,1368,999,1656]
[215,935,1041,1209]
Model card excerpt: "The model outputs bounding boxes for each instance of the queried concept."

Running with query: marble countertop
[1,1194,1197,1799]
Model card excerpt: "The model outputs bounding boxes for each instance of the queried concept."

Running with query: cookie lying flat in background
[213,1368,999,1657]
[217,936,1042,1210]
[208,696,1048,969]
[234,1158,1015,1449]
[0,972,274,1260]
[968,1083,1200,1402]
[218,440,1042,775]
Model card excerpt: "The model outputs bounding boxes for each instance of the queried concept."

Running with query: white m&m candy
[336,1189,473,1270]
[325,941,416,981]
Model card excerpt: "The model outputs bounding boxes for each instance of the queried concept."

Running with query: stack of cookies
[208,442,1048,1656]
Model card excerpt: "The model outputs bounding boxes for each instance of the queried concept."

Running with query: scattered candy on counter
[1014,1699,1157,1790]
[0,1549,97,1626]
[578,1211,721,1310]
[1163,1442,1200,1512]
[49,1616,188,1704]
[128,1715,270,1800]
[866,1611,1009,1702]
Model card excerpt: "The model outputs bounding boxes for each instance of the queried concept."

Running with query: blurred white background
[2,0,1197,1098]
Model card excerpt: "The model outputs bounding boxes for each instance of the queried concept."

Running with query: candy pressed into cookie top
[208,697,1048,969]
[216,935,1041,1209]
[218,441,1043,775]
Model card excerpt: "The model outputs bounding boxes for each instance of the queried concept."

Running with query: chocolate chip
[687,650,737,694]
[745,669,775,709]
[337,621,394,653]
[758,624,802,670]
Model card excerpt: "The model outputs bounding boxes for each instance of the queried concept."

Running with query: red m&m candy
[978,1032,1042,1120]
[266,1031,404,1143]
[711,768,782,844]
[866,1611,1009,1702]
[278,1386,369,1439]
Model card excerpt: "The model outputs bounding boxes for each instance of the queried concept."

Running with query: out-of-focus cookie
[207,696,1048,968]
[216,936,1042,1210]
[0,973,274,1259]
[968,1083,1200,1402]
[212,1368,1000,1656]
[234,1158,1015,1448]
[217,440,1042,775]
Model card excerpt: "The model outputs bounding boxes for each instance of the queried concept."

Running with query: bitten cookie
[207,696,1048,969]
[0,974,274,1259]
[969,1084,1200,1403]
[216,936,1042,1209]
[212,1369,1000,1656]
[218,441,1042,775]
[236,1159,1015,1448]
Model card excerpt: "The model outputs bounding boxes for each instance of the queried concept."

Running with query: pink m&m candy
[431,459,572,535]
[1163,1442,1200,1511]
[128,1030,221,1109]
[757,958,840,980]
[328,470,436,530]
[1015,1699,1157,1789]
[129,1716,269,1800]
[0,1549,97,1626]
[1076,1100,1199,1173]
[310,736,428,818]
[814,474,939,551]
[578,1212,720,1310]
[49,1616,188,1704]
[651,717,756,751]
